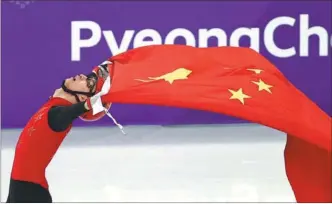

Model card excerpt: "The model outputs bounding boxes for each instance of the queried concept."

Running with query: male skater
[6,61,112,203]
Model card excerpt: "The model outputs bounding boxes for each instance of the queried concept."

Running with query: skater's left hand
[85,76,111,114]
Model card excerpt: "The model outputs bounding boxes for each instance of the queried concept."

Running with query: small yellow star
[247,68,263,74]
[228,88,251,105]
[252,79,273,93]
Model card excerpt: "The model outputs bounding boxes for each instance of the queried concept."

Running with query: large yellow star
[228,88,251,105]
[247,68,263,74]
[135,68,192,84]
[252,79,273,93]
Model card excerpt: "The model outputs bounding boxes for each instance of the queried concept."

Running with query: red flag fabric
[103,45,331,202]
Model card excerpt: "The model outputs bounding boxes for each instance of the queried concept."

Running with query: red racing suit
[10,97,82,189]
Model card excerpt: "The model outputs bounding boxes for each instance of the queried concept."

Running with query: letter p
[71,21,101,61]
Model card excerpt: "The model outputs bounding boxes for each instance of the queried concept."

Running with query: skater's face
[65,74,96,97]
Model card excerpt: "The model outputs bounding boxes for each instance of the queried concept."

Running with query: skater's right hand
[92,60,112,80]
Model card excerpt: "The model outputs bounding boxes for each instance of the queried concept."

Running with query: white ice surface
[1,124,296,202]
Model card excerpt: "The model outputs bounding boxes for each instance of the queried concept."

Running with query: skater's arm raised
[47,61,111,132]
[47,102,90,132]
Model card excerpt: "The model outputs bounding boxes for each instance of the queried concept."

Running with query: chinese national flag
[103,45,331,202]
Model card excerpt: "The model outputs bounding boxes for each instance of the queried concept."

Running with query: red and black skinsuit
[7,98,88,203]
[6,72,101,203]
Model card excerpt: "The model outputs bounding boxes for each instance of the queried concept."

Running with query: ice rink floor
[1,123,296,202]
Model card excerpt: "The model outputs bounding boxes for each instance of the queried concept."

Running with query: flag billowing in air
[102,45,331,202]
